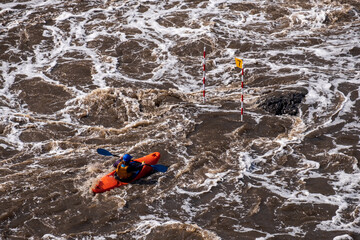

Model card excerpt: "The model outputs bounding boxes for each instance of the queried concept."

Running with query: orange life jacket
[116,161,133,179]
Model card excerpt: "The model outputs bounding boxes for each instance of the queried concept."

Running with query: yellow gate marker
[235,58,243,69]
[235,58,244,121]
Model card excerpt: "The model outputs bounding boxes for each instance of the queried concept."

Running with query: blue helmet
[123,154,133,163]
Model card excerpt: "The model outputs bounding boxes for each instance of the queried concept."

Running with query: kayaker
[113,154,144,182]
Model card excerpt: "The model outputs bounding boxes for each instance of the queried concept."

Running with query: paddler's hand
[142,161,145,165]
[113,159,121,168]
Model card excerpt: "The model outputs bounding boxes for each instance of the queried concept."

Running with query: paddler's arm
[128,161,144,172]
[113,156,123,167]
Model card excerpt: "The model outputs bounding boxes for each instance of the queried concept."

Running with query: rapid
[0,0,359,239]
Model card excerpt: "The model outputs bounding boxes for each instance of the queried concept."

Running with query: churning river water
[1,0,360,239]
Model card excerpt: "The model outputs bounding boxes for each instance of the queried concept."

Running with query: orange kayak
[92,152,160,194]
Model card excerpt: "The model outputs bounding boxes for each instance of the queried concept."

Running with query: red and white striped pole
[235,58,244,121]
[241,67,244,121]
[202,46,206,103]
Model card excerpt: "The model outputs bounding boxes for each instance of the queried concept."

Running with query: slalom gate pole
[235,58,244,121]
[241,67,244,121]
[203,46,206,103]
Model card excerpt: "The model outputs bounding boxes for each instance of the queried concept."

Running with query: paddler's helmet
[123,154,133,163]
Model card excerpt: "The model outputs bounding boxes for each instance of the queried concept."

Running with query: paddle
[96,148,168,172]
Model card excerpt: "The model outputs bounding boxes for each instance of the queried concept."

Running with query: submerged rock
[259,91,306,116]
[349,46,360,56]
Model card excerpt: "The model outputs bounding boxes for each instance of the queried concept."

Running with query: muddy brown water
[1,0,360,239]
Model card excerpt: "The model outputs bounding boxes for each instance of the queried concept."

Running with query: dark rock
[259,92,306,116]
[349,46,360,56]
[323,14,331,24]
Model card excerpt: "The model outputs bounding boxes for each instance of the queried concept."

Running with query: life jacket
[115,161,133,179]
